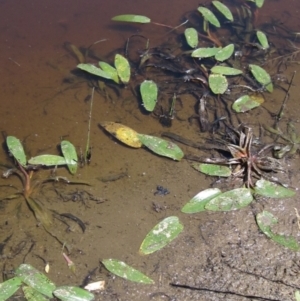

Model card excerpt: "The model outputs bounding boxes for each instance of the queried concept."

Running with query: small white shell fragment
[84,280,105,291]
[45,263,50,273]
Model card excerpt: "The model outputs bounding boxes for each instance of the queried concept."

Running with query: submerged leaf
[114,54,130,84]
[6,136,27,166]
[191,47,219,58]
[211,65,242,75]
[212,1,233,21]
[232,94,264,113]
[256,30,269,49]
[98,61,119,83]
[254,179,295,198]
[28,155,67,166]
[61,140,78,174]
[192,163,231,177]
[0,277,22,301]
[255,0,265,8]
[54,286,94,301]
[111,14,151,23]
[197,7,220,27]
[140,80,158,112]
[181,188,222,213]
[137,134,184,161]
[102,259,154,284]
[208,73,228,94]
[139,216,184,255]
[184,28,198,48]
[77,64,112,79]
[214,44,234,61]
[249,64,273,92]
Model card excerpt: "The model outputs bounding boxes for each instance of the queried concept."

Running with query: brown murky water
[1,0,300,300]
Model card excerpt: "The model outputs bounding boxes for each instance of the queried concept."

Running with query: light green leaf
[77,64,112,79]
[53,286,94,301]
[249,64,273,92]
[192,163,231,177]
[61,140,78,174]
[16,264,56,298]
[295,291,300,301]
[256,30,269,49]
[137,134,184,161]
[255,0,265,8]
[232,94,264,113]
[211,65,242,75]
[6,136,27,166]
[111,14,151,23]
[23,286,49,301]
[208,73,228,94]
[114,54,130,84]
[28,155,67,166]
[191,47,220,58]
[205,188,253,211]
[102,259,154,284]
[140,80,158,112]
[184,28,198,48]
[214,44,234,61]
[212,1,234,21]
[254,179,295,198]
[0,277,22,301]
[181,188,222,213]
[98,61,119,83]
[197,7,220,27]
[256,211,300,251]
[139,216,184,255]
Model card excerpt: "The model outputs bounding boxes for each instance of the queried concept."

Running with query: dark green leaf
[211,66,242,75]
[98,61,119,83]
[102,259,154,284]
[137,134,184,161]
[208,73,228,94]
[53,286,94,301]
[139,216,184,255]
[214,44,234,61]
[181,188,222,213]
[77,64,112,79]
[191,47,220,58]
[212,1,234,21]
[232,94,264,113]
[184,28,198,48]
[6,136,27,166]
[140,80,158,112]
[249,64,273,92]
[115,54,130,84]
[61,140,78,174]
[111,14,151,23]
[254,179,295,198]
[0,277,22,301]
[192,163,231,177]
[28,155,67,166]
[256,30,269,49]
[197,7,220,27]
[205,188,253,211]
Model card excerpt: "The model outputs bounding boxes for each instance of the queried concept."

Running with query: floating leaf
[232,94,264,113]
[184,28,198,48]
[98,61,119,83]
[61,140,78,174]
[140,80,158,112]
[208,73,228,94]
[114,54,130,84]
[215,44,234,61]
[197,7,220,27]
[137,134,184,161]
[211,66,242,75]
[53,286,94,301]
[249,64,273,92]
[77,64,112,79]
[255,0,264,8]
[256,211,300,251]
[23,286,49,301]
[205,188,253,211]
[28,155,67,166]
[100,121,142,148]
[181,188,222,213]
[111,14,151,23]
[16,264,56,298]
[212,1,234,21]
[256,30,269,49]
[139,216,184,255]
[6,136,27,166]
[102,259,154,284]
[254,179,295,198]
[0,277,22,301]
[192,163,231,177]
[191,47,219,58]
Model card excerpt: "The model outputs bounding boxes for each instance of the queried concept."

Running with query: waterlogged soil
[1,0,300,300]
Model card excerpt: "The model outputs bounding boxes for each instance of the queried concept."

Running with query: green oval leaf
[211,66,242,75]
[6,136,27,166]
[114,54,130,84]
[212,1,234,21]
[140,80,158,112]
[232,94,264,113]
[28,155,67,166]
[208,73,228,94]
[256,30,269,49]
[197,7,220,27]
[111,14,151,23]
[254,179,295,198]
[295,291,300,301]
[16,264,56,298]
[215,44,234,61]
[23,286,49,301]
[184,28,198,48]
[192,163,231,177]
[139,216,184,255]
[256,211,300,251]
[191,47,220,58]
[98,61,119,83]
[102,259,154,284]
[137,134,184,161]
[181,188,222,213]
[205,188,253,211]
[0,277,22,300]
[53,286,94,301]
[77,64,112,79]
[255,0,265,8]
[249,64,273,92]
[61,140,78,174]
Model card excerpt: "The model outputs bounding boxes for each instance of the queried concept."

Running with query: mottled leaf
[77,64,112,79]
[28,155,67,166]
[184,28,198,48]
[53,286,94,301]
[140,80,158,112]
[254,179,295,198]
[197,7,220,27]
[208,73,228,94]
[249,64,273,92]
[232,94,264,113]
[0,277,22,301]
[23,286,49,301]
[111,14,151,23]
[114,54,130,84]
[191,47,220,58]
[98,61,119,83]
[215,44,234,61]
[256,30,269,49]
[212,1,234,21]
[211,65,242,75]
[6,136,27,166]
[192,163,231,177]
[61,140,78,174]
